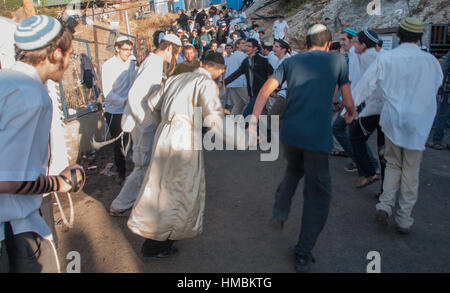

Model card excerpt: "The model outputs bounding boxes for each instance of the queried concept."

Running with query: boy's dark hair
[115,39,133,49]
[262,44,273,51]
[306,30,332,48]
[246,38,259,48]
[203,51,226,69]
[378,39,384,47]
[330,41,341,51]
[397,27,422,44]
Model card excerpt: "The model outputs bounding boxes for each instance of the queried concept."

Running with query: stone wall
[247,0,450,50]
[65,111,107,164]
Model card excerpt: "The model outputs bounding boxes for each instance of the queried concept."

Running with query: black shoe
[143,246,179,258]
[295,254,315,273]
[375,209,389,226]
[394,224,410,235]
[344,162,358,172]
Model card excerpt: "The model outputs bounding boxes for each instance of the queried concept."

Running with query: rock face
[248,0,450,50]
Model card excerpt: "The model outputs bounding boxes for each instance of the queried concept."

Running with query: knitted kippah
[15,15,63,51]
[400,17,424,34]
[343,27,357,37]
[359,29,379,47]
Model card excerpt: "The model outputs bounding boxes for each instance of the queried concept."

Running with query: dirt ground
[51,132,450,273]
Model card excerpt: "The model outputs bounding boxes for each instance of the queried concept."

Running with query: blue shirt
[272,50,349,153]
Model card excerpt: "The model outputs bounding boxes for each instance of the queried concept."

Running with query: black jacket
[225,53,274,97]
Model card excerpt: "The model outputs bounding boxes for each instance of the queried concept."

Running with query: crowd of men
[0,3,449,274]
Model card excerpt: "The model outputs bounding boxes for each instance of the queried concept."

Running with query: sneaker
[344,162,358,172]
[394,224,410,235]
[426,142,443,150]
[375,209,389,226]
[295,254,315,273]
[109,207,131,217]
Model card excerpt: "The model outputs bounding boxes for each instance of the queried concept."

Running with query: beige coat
[127,67,245,241]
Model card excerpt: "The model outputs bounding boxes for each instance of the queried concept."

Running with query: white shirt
[0,16,17,69]
[122,53,164,132]
[0,62,53,242]
[102,55,136,114]
[269,54,290,106]
[354,43,443,151]
[352,47,384,118]
[273,20,289,40]
[226,50,247,88]
[267,51,279,70]
[348,46,361,90]
[224,54,233,80]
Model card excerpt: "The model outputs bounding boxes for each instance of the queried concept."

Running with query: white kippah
[162,34,182,47]
[307,24,328,36]
[15,15,63,51]
[116,36,131,43]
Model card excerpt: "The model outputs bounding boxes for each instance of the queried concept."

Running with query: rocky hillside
[247,0,450,50]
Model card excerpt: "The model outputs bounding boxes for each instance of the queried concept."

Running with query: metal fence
[60,26,147,121]
[60,37,101,120]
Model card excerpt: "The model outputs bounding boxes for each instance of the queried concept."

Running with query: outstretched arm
[0,165,85,195]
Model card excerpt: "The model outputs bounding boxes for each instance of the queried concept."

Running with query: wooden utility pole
[22,0,36,17]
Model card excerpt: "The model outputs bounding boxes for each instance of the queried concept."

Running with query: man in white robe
[127,52,246,258]
[109,35,182,216]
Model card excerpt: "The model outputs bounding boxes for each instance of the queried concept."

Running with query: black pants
[104,112,129,177]
[0,222,59,273]
[349,115,386,191]
[272,144,331,259]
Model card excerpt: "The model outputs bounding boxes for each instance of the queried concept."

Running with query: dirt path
[53,136,450,273]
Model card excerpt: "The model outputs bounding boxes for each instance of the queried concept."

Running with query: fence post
[93,26,101,92]
[59,80,69,120]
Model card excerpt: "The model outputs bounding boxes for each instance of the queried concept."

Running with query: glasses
[120,47,133,52]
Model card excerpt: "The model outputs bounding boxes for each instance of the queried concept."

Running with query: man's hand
[269,92,278,98]
[248,122,258,148]
[343,110,357,124]
[58,164,85,193]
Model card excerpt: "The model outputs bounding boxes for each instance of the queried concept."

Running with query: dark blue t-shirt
[272,50,349,153]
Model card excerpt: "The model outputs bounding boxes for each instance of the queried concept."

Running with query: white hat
[116,36,131,43]
[177,28,183,33]
[161,34,182,47]
[209,18,213,21]
[307,24,328,36]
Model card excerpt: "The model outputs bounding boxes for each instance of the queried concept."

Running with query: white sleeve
[101,61,113,99]
[352,58,380,107]
[127,60,163,126]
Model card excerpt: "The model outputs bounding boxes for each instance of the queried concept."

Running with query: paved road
[55,134,450,273]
